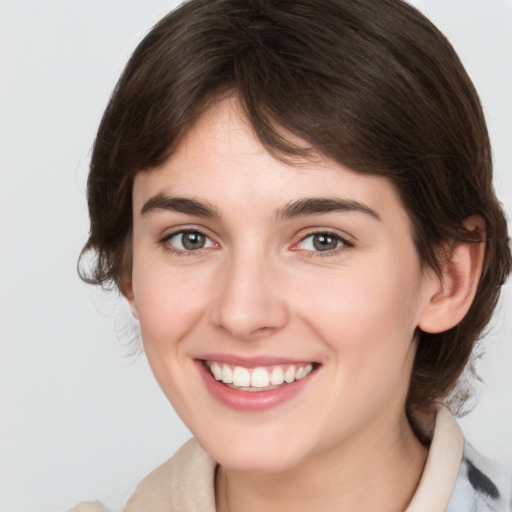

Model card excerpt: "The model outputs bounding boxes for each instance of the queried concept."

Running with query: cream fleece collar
[69,405,464,512]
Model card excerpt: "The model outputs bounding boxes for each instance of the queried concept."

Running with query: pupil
[313,234,338,251]
[182,232,205,250]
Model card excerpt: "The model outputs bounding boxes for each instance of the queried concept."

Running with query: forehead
[132,97,407,226]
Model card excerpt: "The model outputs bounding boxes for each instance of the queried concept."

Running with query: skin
[125,97,474,511]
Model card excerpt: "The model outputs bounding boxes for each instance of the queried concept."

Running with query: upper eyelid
[296,227,355,244]
[301,231,350,242]
[159,225,215,241]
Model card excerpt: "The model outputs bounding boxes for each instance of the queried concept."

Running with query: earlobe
[419,216,486,334]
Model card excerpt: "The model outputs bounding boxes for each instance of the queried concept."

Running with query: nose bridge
[211,242,288,340]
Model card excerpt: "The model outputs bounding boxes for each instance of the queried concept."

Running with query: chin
[195,427,311,474]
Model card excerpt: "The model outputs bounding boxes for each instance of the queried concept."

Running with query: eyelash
[159,229,354,257]
[159,229,217,256]
[293,230,354,258]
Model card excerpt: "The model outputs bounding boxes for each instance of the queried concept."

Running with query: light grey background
[0,1,510,511]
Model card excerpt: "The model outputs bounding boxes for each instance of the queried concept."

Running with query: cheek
[294,254,425,367]
[305,270,419,335]
[131,265,212,413]
[132,263,212,350]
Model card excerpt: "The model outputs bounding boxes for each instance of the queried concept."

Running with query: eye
[296,232,352,253]
[163,230,216,252]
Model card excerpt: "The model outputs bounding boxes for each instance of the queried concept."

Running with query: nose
[210,249,289,341]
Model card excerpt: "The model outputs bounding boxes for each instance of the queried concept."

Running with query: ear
[120,276,139,320]
[117,237,139,319]
[418,216,486,334]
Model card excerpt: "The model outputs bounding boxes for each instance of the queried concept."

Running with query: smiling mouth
[205,361,316,392]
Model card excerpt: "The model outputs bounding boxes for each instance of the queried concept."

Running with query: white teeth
[270,366,285,385]
[211,362,223,380]
[295,366,307,380]
[284,365,296,383]
[208,362,314,389]
[221,364,233,384]
[232,366,251,387]
[251,367,270,388]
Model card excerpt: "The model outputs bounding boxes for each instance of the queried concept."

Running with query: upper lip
[195,353,317,368]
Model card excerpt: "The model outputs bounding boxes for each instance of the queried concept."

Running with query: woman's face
[127,97,438,473]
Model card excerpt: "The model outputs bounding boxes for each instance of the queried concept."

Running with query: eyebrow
[276,197,381,221]
[140,194,380,222]
[141,194,221,218]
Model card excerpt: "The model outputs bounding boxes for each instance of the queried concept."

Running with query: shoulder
[447,441,512,512]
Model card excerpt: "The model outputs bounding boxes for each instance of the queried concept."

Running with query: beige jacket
[69,439,216,512]
[70,406,467,512]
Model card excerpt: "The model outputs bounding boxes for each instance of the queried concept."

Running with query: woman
[74,0,511,510]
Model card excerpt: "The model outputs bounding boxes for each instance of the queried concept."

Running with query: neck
[215,407,428,512]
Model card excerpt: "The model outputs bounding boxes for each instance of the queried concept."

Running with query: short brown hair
[80,0,511,414]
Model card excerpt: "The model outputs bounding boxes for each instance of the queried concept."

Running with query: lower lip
[196,361,316,412]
